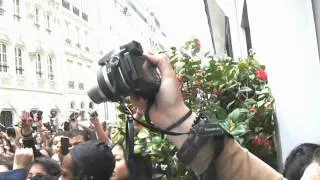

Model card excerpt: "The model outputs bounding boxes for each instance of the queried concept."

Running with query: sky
[145,0,213,51]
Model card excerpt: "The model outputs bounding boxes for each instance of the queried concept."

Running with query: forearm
[93,122,108,143]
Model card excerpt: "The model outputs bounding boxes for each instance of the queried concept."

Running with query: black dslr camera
[88,41,161,103]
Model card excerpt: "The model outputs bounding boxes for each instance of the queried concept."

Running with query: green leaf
[257,100,265,107]
[137,128,150,139]
[239,87,253,92]
[231,124,247,136]
[244,99,256,105]
[226,100,235,110]
[229,108,240,121]
[216,108,228,120]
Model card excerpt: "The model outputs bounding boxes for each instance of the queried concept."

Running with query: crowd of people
[0,53,319,180]
[0,107,153,180]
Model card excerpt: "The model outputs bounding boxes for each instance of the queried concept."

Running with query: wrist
[151,103,191,130]
[166,112,197,149]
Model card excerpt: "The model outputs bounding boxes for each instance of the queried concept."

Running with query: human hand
[20,111,33,135]
[131,53,190,130]
[13,148,34,169]
[88,109,99,125]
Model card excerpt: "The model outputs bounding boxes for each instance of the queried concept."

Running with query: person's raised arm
[132,53,284,180]
[89,110,108,144]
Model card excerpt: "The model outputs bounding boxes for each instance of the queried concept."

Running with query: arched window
[80,101,85,109]
[89,102,94,109]
[0,111,13,126]
[15,47,23,75]
[0,43,8,72]
[36,54,43,79]
[48,56,54,80]
[70,101,75,109]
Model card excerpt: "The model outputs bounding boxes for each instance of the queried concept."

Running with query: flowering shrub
[116,38,278,179]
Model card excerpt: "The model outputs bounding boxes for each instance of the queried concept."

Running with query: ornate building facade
[0,0,166,127]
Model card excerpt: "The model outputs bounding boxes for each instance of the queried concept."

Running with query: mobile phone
[61,137,70,155]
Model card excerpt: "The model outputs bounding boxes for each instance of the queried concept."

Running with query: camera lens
[87,66,117,103]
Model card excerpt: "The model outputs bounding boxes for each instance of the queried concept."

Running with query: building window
[34,8,40,28]
[89,102,94,109]
[0,111,13,126]
[78,83,84,90]
[46,14,51,33]
[0,0,5,16]
[84,31,89,52]
[72,6,79,16]
[36,54,43,79]
[15,47,23,75]
[75,27,80,48]
[13,0,21,20]
[82,12,88,21]
[225,16,233,58]
[62,0,70,10]
[48,56,54,80]
[0,43,8,73]
[70,101,75,109]
[65,22,71,44]
[68,81,75,89]
[241,0,252,54]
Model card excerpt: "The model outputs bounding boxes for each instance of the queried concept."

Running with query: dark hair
[68,129,90,141]
[70,140,115,180]
[112,139,153,180]
[31,175,58,180]
[6,127,16,138]
[27,157,61,177]
[283,143,320,180]
[37,111,43,121]
[0,154,13,170]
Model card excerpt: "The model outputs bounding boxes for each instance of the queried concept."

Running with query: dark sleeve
[22,135,43,158]
[0,169,27,180]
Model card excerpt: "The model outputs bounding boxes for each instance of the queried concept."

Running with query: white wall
[215,0,320,164]
[246,0,320,162]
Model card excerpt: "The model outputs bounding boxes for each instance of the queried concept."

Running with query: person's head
[68,129,89,148]
[0,154,13,172]
[35,133,43,145]
[110,141,152,180]
[110,143,129,180]
[60,140,115,180]
[27,157,61,180]
[51,135,63,154]
[284,143,320,180]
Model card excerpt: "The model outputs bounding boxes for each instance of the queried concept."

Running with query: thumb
[145,53,175,79]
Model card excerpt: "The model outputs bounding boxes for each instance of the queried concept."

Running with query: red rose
[195,39,201,49]
[256,69,268,81]
[249,108,257,113]
[252,133,266,146]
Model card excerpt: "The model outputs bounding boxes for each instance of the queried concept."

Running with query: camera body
[88,41,161,103]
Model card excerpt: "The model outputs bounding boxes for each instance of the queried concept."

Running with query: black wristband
[165,110,192,131]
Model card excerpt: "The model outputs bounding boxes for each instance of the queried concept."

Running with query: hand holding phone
[60,137,70,155]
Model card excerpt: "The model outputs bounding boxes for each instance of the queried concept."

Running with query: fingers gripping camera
[88,41,161,103]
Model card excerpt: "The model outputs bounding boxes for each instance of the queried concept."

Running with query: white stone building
[204,0,320,168]
[0,0,166,127]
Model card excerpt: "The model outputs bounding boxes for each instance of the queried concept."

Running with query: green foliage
[116,38,278,179]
